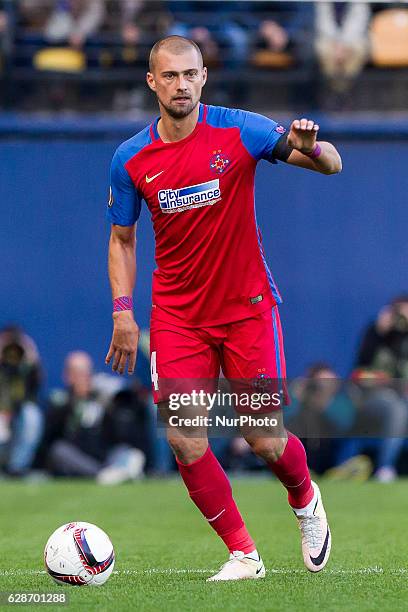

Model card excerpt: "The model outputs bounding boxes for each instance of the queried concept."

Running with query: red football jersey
[108,103,285,327]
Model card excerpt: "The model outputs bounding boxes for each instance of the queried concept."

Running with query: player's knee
[246,436,287,463]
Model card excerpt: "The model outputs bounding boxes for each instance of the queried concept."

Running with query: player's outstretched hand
[287,118,320,154]
[105,311,140,375]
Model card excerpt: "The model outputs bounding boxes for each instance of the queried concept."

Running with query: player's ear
[146,72,156,92]
[202,66,207,87]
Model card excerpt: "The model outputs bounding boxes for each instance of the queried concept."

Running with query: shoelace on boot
[217,550,246,571]
[299,516,323,549]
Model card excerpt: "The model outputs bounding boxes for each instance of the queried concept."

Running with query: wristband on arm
[113,296,133,313]
[303,143,322,159]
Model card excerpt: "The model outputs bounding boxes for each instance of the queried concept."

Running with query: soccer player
[105,36,342,581]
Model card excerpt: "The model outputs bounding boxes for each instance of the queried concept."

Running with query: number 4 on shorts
[150,350,159,391]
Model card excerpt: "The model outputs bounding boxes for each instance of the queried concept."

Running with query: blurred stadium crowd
[1,2,407,483]
[1,1,408,112]
[1,295,407,484]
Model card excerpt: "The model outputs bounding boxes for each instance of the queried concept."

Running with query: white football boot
[207,550,266,582]
[293,481,331,572]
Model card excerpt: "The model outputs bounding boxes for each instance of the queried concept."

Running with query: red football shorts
[150,306,287,413]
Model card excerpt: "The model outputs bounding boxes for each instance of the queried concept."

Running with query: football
[44,522,115,587]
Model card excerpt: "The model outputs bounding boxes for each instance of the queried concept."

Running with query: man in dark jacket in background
[0,325,44,476]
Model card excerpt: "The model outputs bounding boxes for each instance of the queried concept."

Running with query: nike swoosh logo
[256,565,264,575]
[206,508,226,523]
[145,171,164,183]
[309,527,330,566]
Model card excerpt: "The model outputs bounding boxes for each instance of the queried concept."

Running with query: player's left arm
[285,118,342,175]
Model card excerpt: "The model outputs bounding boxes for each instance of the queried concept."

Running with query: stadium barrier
[1,116,407,388]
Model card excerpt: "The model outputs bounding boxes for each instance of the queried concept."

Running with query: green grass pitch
[1,478,407,611]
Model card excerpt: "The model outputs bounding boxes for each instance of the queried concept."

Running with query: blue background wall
[1,118,407,389]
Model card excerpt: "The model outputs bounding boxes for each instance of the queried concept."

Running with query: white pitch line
[1,567,407,577]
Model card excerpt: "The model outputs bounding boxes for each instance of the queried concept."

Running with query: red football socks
[177,445,255,554]
[268,432,314,509]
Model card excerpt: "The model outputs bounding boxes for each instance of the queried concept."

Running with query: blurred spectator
[314,1,371,105]
[167,1,248,66]
[103,381,155,477]
[287,356,408,481]
[18,0,52,31]
[0,1,13,56]
[246,1,316,114]
[250,1,313,63]
[109,1,170,111]
[286,362,355,474]
[356,295,408,380]
[118,0,168,51]
[0,1,9,105]
[0,1,6,29]
[43,351,146,484]
[166,1,250,102]
[332,379,408,482]
[0,325,44,476]
[0,0,15,96]
[339,295,408,482]
[44,0,106,48]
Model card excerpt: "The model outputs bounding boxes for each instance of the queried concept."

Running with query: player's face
[147,49,207,119]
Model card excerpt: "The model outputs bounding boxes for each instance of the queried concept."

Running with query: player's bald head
[149,36,203,73]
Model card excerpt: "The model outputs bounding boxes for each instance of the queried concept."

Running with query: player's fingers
[313,124,320,132]
[300,118,308,130]
[112,349,122,372]
[128,351,137,375]
[105,342,114,365]
[118,351,129,376]
[307,119,314,131]
[292,119,300,130]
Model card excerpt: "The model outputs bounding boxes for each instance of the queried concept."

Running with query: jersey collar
[150,103,207,143]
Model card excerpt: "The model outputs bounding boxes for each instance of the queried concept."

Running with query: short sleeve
[240,111,287,164]
[107,149,142,226]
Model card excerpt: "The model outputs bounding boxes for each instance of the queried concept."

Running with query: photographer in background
[342,295,408,482]
[285,363,355,474]
[44,351,145,484]
[0,325,44,476]
[357,295,408,380]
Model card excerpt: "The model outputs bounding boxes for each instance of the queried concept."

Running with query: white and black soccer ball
[44,522,115,586]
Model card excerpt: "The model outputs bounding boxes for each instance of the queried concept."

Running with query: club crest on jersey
[254,373,273,392]
[158,179,221,214]
[210,150,231,175]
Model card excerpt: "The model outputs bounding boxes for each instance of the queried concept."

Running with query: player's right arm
[106,224,139,375]
[237,109,341,174]
[105,146,142,375]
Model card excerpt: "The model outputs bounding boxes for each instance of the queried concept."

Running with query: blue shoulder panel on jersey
[107,125,152,226]
[206,105,286,163]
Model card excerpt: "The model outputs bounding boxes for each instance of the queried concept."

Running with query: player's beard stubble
[158,94,200,120]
